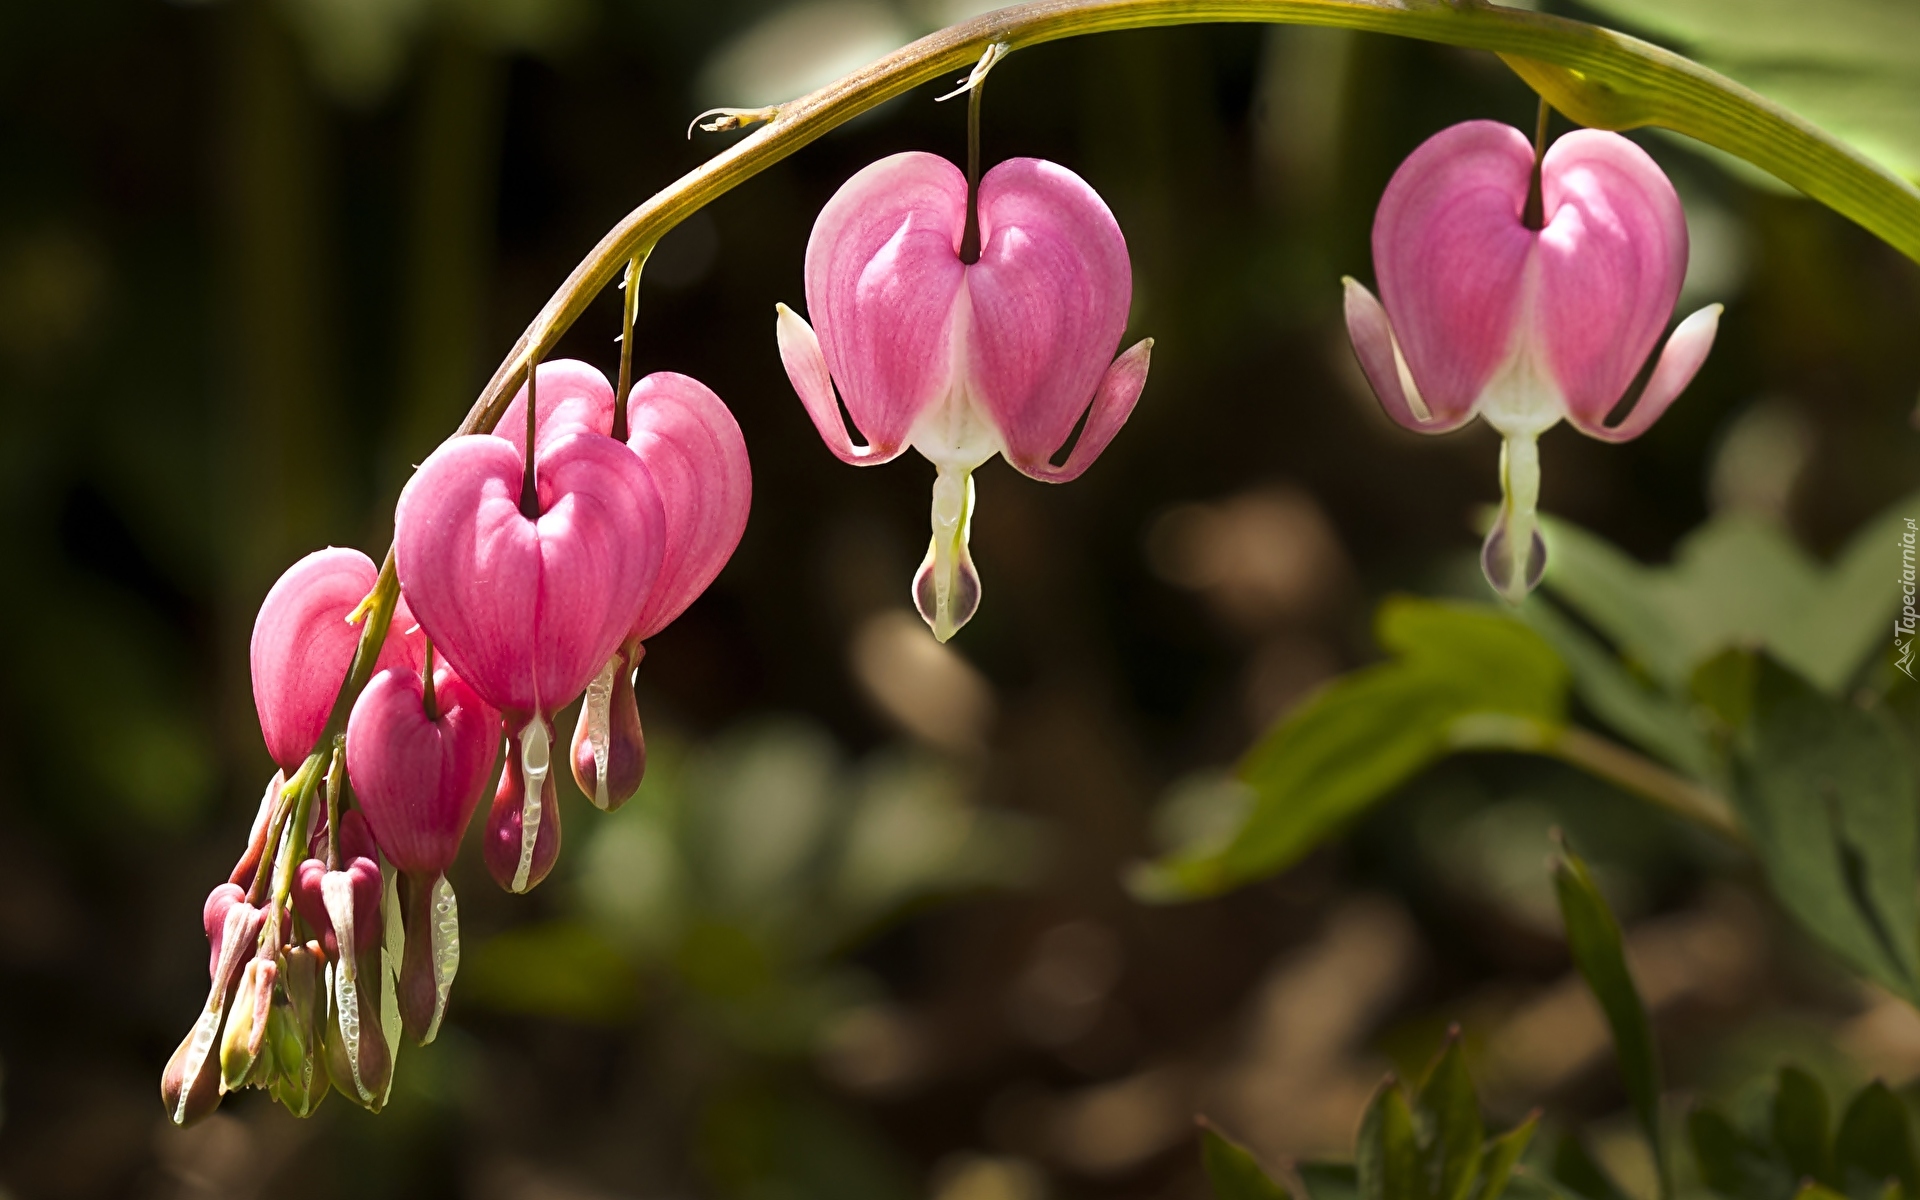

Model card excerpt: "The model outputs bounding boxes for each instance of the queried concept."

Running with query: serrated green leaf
[1835,1082,1919,1200]
[1732,657,1920,1002]
[1476,1113,1540,1200]
[1417,1037,1485,1200]
[1361,1082,1426,1200]
[1689,1106,1794,1200]
[1774,1066,1836,1187]
[1134,599,1567,900]
[1203,1125,1292,1200]
[1550,1135,1630,1200]
[1553,848,1667,1197]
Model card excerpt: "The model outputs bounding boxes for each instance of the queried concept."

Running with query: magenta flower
[346,654,500,1043]
[776,151,1152,641]
[1343,120,1721,601]
[496,360,751,810]
[251,547,417,774]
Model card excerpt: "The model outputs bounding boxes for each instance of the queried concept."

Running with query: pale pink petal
[777,304,897,464]
[1342,278,1476,434]
[1535,130,1691,427]
[1011,338,1153,482]
[251,547,412,773]
[1565,304,1721,443]
[346,665,501,879]
[803,151,969,454]
[966,158,1135,468]
[625,371,752,640]
[1372,120,1536,425]
[494,359,616,459]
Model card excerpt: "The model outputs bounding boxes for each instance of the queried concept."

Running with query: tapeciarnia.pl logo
[1899,517,1918,679]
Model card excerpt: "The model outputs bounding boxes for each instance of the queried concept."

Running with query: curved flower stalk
[495,360,751,811]
[1343,119,1721,601]
[394,395,668,892]
[776,151,1151,641]
[346,652,501,1044]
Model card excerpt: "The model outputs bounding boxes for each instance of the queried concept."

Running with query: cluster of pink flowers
[164,103,1717,1124]
[163,363,749,1122]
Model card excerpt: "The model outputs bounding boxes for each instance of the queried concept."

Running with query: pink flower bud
[346,663,501,879]
[291,842,391,1108]
[776,151,1152,640]
[218,955,276,1091]
[1343,120,1721,601]
[484,715,560,894]
[251,548,418,772]
[162,884,267,1126]
[569,638,646,811]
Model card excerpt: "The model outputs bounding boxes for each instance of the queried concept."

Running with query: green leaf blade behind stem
[1133,600,1567,901]
[1731,656,1920,1002]
[1552,847,1668,1199]
[1203,1124,1294,1200]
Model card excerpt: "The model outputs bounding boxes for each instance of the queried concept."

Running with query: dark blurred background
[1,1,1917,1197]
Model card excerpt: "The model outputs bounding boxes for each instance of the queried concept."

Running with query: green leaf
[1300,1164,1361,1200]
[1774,1066,1836,1187]
[1550,1135,1630,1200]
[1518,596,1716,780]
[1565,0,1920,181]
[1731,656,1920,1001]
[1553,847,1667,1197]
[1204,1125,1293,1200]
[1539,498,1920,699]
[1133,599,1567,900]
[1360,1082,1426,1200]
[1417,1037,1486,1200]
[1834,1082,1919,1200]
[1476,1113,1540,1200]
[1689,1106,1794,1200]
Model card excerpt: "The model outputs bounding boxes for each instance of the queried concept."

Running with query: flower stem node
[776,151,1151,640]
[1342,119,1721,601]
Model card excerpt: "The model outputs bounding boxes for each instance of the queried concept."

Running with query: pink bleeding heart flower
[498,359,751,811]
[395,417,665,892]
[346,658,500,1043]
[776,151,1152,641]
[252,547,419,774]
[1342,120,1721,602]
[292,810,391,1109]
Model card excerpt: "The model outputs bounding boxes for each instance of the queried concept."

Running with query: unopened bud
[484,716,560,894]
[570,642,646,811]
[161,884,266,1126]
[219,955,277,1091]
[267,940,330,1117]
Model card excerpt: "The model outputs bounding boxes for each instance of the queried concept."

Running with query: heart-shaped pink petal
[798,151,969,461]
[494,359,617,459]
[346,663,502,879]
[966,157,1137,476]
[1370,120,1536,428]
[394,431,664,717]
[625,371,752,640]
[251,548,417,773]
